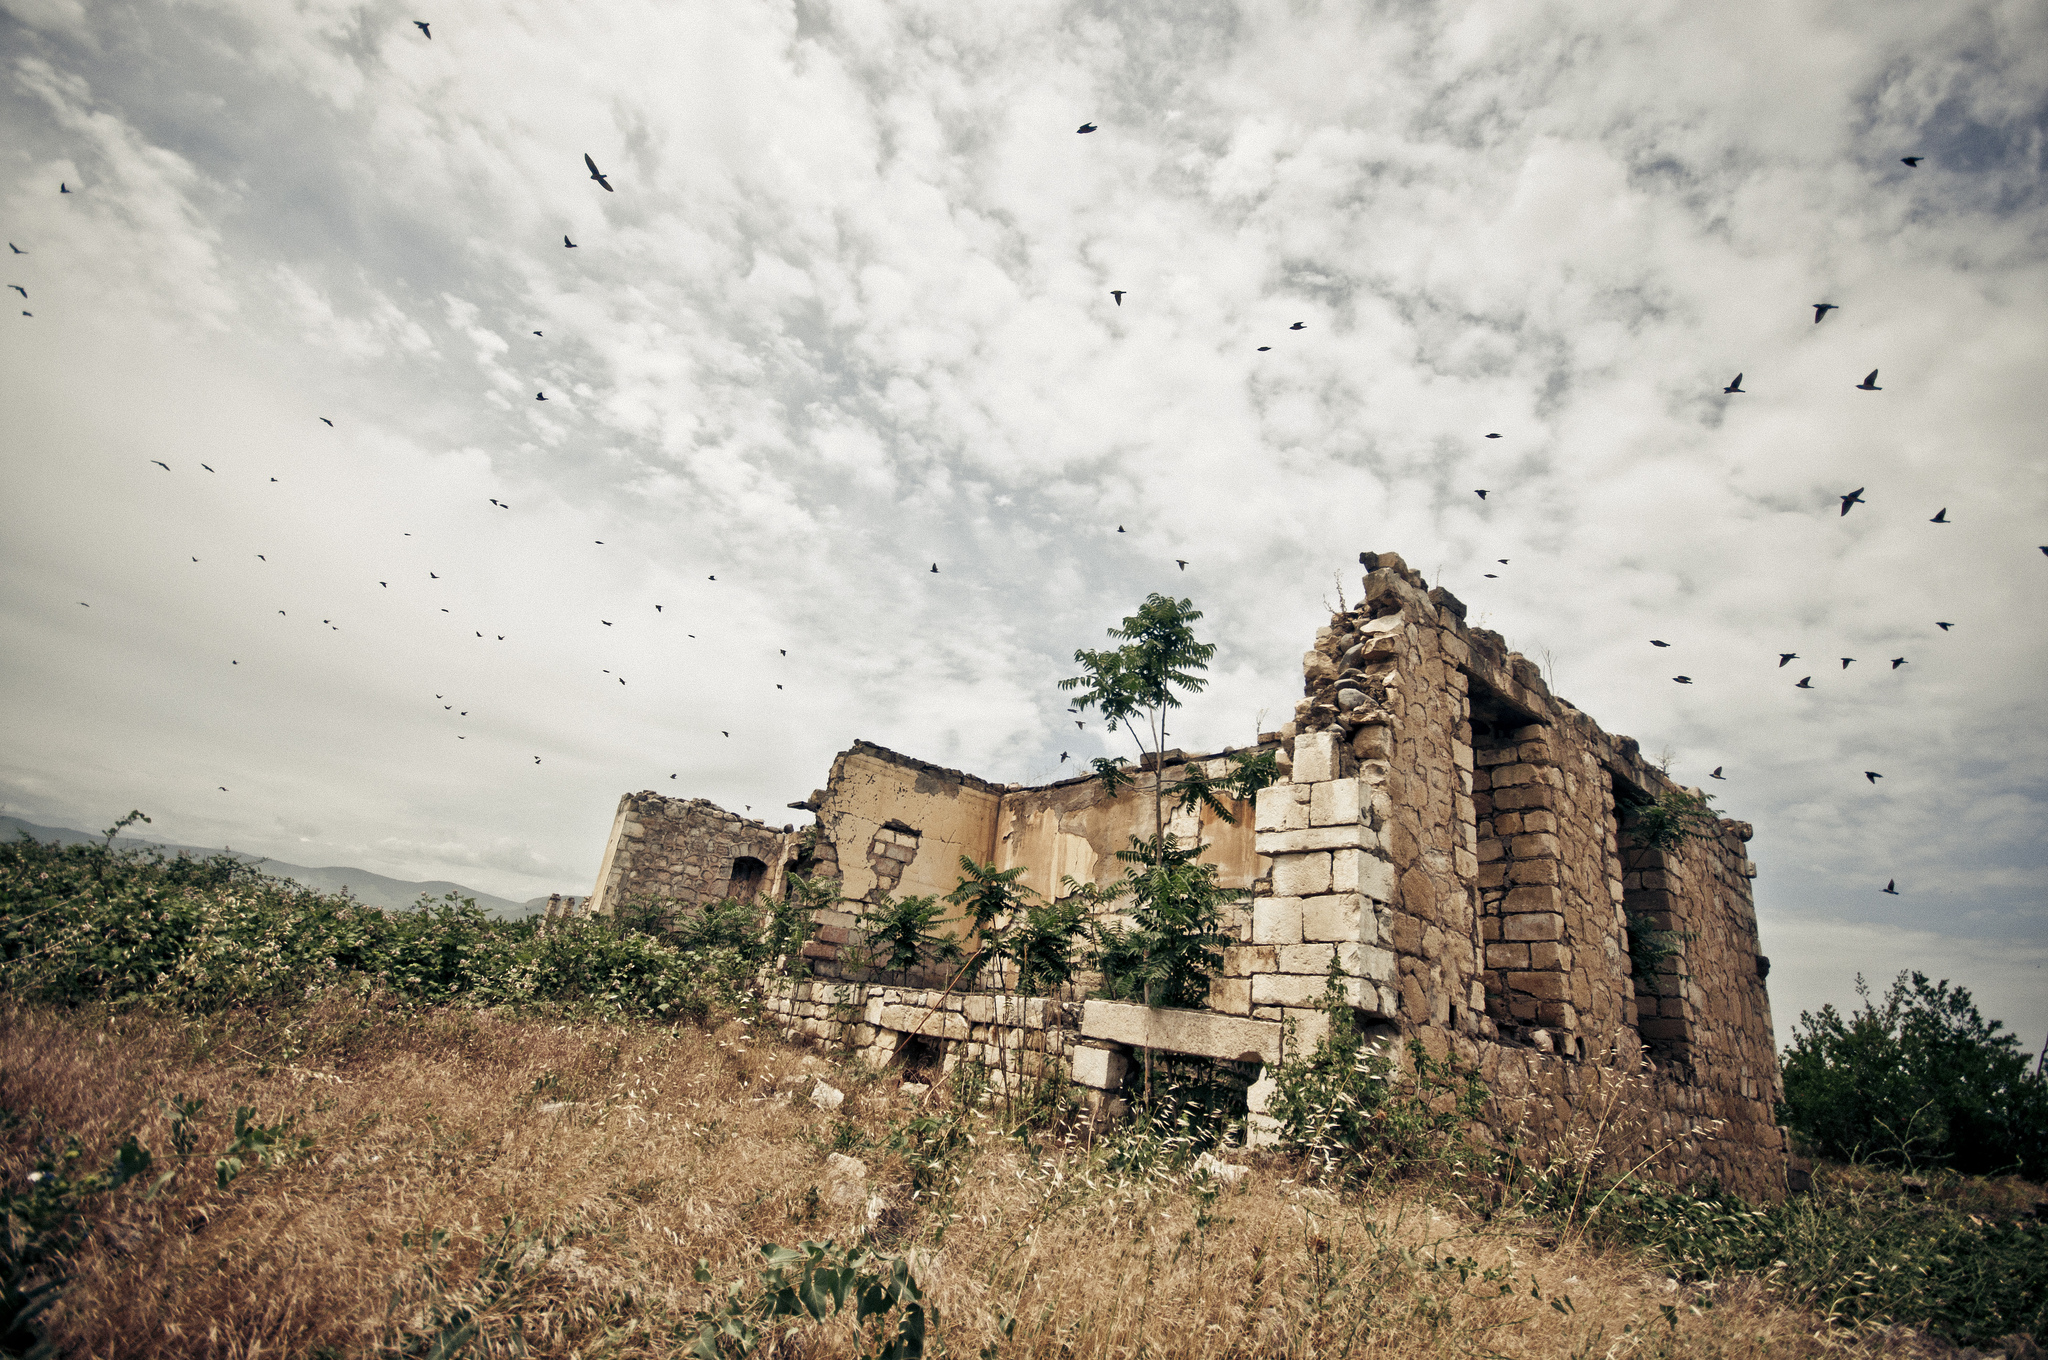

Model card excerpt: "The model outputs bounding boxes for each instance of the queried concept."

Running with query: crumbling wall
[585,792,795,921]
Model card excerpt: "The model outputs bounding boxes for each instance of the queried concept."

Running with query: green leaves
[853,893,960,978]
[688,1239,928,1359]
[1087,834,1234,1010]
[1779,971,2048,1179]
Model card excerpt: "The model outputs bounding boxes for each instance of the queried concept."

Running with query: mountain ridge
[0,815,554,920]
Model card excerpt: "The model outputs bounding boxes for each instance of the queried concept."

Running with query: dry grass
[1,996,1917,1359]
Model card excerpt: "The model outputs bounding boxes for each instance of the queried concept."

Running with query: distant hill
[0,815,551,920]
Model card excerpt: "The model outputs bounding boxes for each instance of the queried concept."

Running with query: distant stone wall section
[585,793,796,922]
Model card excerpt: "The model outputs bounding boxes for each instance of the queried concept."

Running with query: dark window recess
[729,856,768,903]
[898,1034,944,1080]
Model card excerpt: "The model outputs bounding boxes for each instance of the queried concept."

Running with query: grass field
[6,993,2035,1360]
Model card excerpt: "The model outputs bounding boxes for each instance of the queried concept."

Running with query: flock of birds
[16,43,2039,906]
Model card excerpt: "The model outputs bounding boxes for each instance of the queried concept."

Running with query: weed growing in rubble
[1267,957,1492,1188]
[686,1238,929,1360]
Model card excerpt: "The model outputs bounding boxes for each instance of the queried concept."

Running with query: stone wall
[591,548,1789,1202]
[585,792,797,922]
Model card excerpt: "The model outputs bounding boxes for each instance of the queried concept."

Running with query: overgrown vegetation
[1779,971,2048,1180]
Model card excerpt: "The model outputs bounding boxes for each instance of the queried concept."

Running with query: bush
[1779,971,2048,1180]
[1543,1163,2048,1346]
[0,830,751,1024]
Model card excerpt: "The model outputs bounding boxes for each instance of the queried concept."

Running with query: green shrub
[1544,1164,2048,1346]
[1779,971,2048,1179]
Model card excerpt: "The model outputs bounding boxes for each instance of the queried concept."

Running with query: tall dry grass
[1,995,1911,1358]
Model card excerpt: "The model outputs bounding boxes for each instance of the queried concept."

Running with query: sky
[2,0,2044,1055]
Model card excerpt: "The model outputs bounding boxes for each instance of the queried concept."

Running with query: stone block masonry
[593,548,1789,1203]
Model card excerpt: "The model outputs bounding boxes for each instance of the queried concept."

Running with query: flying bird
[320,417,332,426]
[1929,508,1948,523]
[1111,290,1124,305]
[1498,559,1508,564]
[930,563,939,573]
[1901,157,1922,167]
[533,331,541,336]
[535,757,541,764]
[1117,526,1125,532]
[1075,721,1084,729]
[7,244,21,253]
[1474,490,1488,499]
[708,575,715,581]
[779,649,786,655]
[201,464,213,472]
[430,572,438,579]
[1855,370,1881,391]
[1891,657,1906,668]
[60,183,70,193]
[414,20,430,37]
[1839,488,1865,516]
[1841,658,1855,668]
[657,606,664,612]
[1882,879,1899,895]
[6,286,23,298]
[602,620,612,626]
[256,554,265,561]
[1176,560,1188,570]
[1709,767,1725,780]
[1076,122,1097,134]
[150,460,169,471]
[1722,373,1745,394]
[379,582,386,587]
[1484,574,1497,579]
[535,391,547,400]
[1673,676,1693,684]
[1864,771,1883,783]
[584,153,613,191]
[218,787,228,792]
[564,236,577,248]
[1256,346,1270,351]
[1812,303,1837,323]
[776,684,782,690]
[1059,753,1069,763]
[1778,653,1797,666]
[1795,676,1813,688]
[722,731,729,737]
[1289,322,1305,331]
[1485,433,1502,438]
[1650,640,1670,648]
[1936,621,1953,631]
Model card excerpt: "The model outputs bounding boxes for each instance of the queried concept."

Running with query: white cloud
[0,0,2039,1025]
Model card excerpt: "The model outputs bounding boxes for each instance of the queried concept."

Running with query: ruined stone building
[584,551,1789,1200]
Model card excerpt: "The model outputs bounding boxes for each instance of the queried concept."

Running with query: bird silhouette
[1076,122,1097,134]
[1812,303,1837,323]
[6,286,23,299]
[1075,721,1084,729]
[1936,621,1954,631]
[535,757,541,764]
[602,620,612,626]
[380,581,387,587]
[1651,640,1671,648]
[564,236,577,248]
[78,601,88,607]
[533,331,541,336]
[7,244,21,254]
[18,312,28,317]
[1484,574,1497,579]
[1769,651,1793,665]
[708,575,716,580]
[584,153,613,191]
[1795,676,1813,688]
[1485,433,1502,438]
[256,554,265,561]
[1176,560,1188,570]
[930,563,938,573]
[1901,157,1922,167]
[1930,508,1948,523]
[1841,658,1855,668]
[779,648,786,655]
[1474,490,1489,500]
[1059,752,1069,763]
[1723,373,1745,394]
[219,786,228,792]
[1111,290,1124,305]
[1256,346,1270,352]
[1864,771,1883,783]
[1855,370,1881,391]
[1289,322,1305,331]
[1498,559,1508,564]
[1117,525,1125,532]
[320,417,332,426]
[151,460,169,471]
[722,731,729,737]
[1891,657,1907,668]
[201,464,213,472]
[1839,488,1865,516]
[535,391,547,400]
[1673,676,1693,684]
[414,20,429,37]
[1709,767,1725,780]
[1882,879,1899,895]
[430,572,438,579]
[776,684,783,690]
[60,183,69,193]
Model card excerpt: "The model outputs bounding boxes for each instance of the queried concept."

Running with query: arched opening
[728,856,768,903]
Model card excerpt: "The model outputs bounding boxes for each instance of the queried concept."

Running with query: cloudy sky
[3,0,2043,1051]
